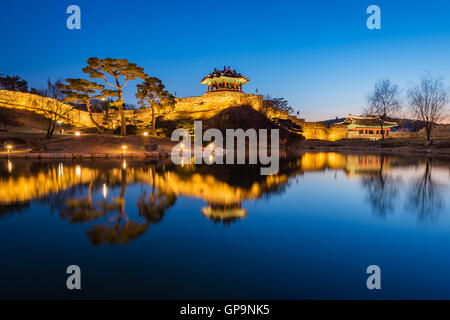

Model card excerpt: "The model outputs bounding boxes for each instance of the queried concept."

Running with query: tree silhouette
[0,75,28,92]
[36,79,74,139]
[408,73,448,141]
[57,79,105,132]
[365,79,402,140]
[136,76,175,134]
[83,58,146,136]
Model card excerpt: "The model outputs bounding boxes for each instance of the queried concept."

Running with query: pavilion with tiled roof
[200,66,249,92]
[337,114,398,137]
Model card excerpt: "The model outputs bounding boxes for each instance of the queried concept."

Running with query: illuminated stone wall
[300,122,348,141]
[0,90,95,127]
[0,90,351,141]
[0,90,263,128]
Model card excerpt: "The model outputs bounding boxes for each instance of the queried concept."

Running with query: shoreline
[0,151,166,159]
[2,132,450,159]
[298,145,450,157]
[2,146,450,160]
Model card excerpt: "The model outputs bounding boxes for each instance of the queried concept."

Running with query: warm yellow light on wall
[75,165,81,176]
[7,160,12,173]
[122,160,127,169]
[74,131,81,137]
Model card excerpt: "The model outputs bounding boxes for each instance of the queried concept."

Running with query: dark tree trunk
[46,118,57,139]
[151,106,156,135]
[86,101,104,133]
[46,119,53,139]
[115,78,126,136]
[425,125,432,141]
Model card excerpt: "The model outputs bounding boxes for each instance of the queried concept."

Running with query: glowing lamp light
[122,145,127,154]
[143,132,149,137]
[122,160,127,169]
[74,131,81,137]
[6,145,13,153]
[58,163,64,177]
[102,184,108,198]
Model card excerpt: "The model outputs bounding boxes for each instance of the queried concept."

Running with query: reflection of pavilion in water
[201,203,248,224]
[0,153,416,221]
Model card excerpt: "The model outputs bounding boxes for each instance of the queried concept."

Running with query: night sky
[1,0,450,121]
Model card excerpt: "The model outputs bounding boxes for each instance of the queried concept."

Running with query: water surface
[0,153,449,299]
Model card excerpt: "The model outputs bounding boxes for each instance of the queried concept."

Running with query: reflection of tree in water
[0,202,30,218]
[360,155,401,217]
[86,168,149,245]
[59,164,178,245]
[61,167,149,245]
[137,167,177,223]
[61,181,105,222]
[406,158,443,221]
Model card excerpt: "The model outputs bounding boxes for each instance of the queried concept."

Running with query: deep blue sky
[1,0,450,121]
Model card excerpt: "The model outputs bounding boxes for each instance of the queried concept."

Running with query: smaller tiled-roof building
[337,114,398,138]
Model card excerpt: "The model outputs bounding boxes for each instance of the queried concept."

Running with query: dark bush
[113,125,138,135]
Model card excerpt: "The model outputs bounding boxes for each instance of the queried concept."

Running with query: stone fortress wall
[0,90,95,127]
[0,89,351,140]
[300,122,349,141]
[0,89,263,127]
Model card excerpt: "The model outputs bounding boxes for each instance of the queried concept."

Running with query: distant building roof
[336,115,398,128]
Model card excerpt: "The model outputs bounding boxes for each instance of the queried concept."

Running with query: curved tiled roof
[337,115,398,128]
[200,66,249,84]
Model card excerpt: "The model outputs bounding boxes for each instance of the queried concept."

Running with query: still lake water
[0,152,449,299]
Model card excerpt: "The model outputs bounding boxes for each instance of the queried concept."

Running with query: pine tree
[136,76,175,134]
[57,79,105,132]
[82,58,146,136]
